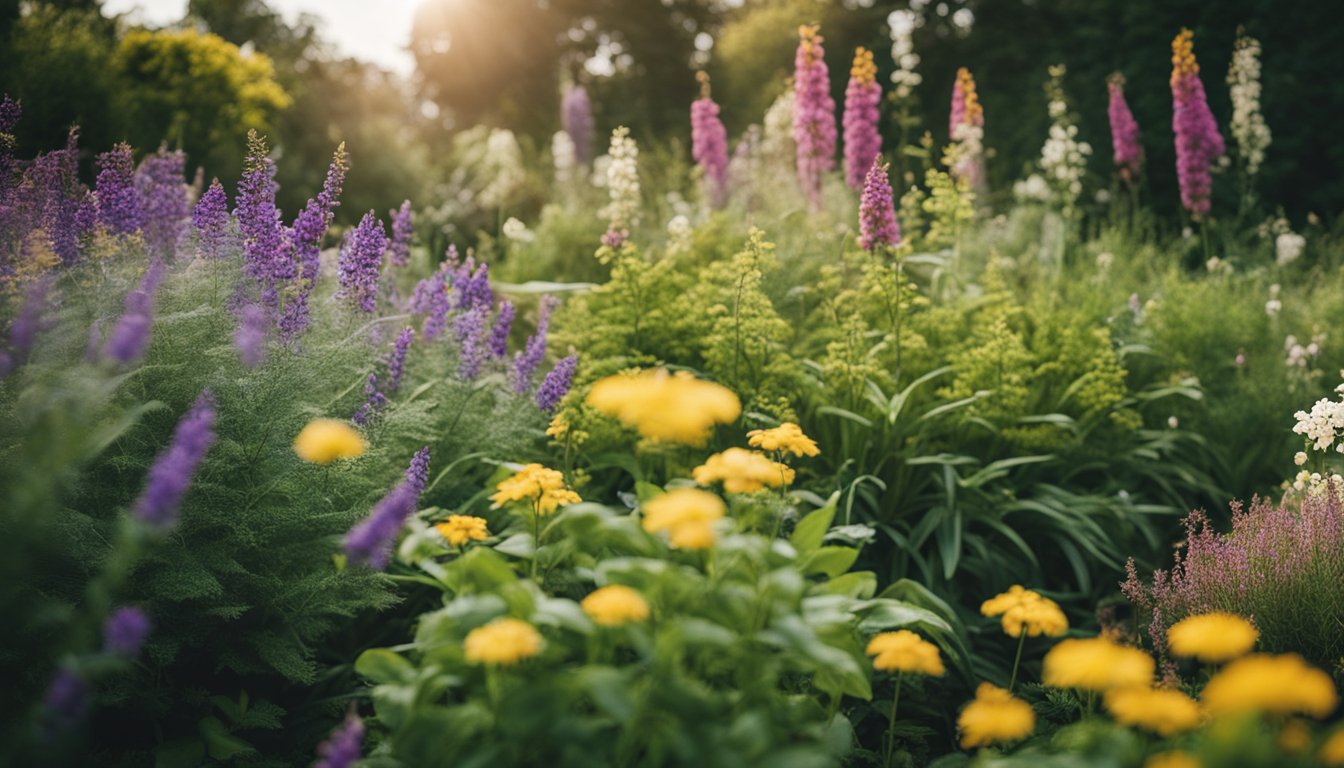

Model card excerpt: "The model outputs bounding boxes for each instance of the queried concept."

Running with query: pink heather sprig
[387,199,413,267]
[563,85,594,167]
[131,391,217,529]
[488,299,515,358]
[104,261,166,364]
[691,72,729,209]
[192,178,231,260]
[858,159,900,252]
[843,47,882,190]
[338,210,387,313]
[94,143,144,236]
[1107,74,1143,183]
[1170,29,1225,218]
[793,24,838,209]
[136,148,189,260]
[511,295,559,394]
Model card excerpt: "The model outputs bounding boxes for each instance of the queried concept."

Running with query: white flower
[1096,251,1114,271]
[479,128,525,209]
[1276,232,1305,266]
[1167,416,1179,429]
[887,9,924,99]
[552,131,575,186]
[1036,65,1091,218]
[599,126,640,234]
[1227,34,1271,178]
[502,217,534,243]
[1295,451,1309,466]
[666,214,692,252]
[1012,173,1051,203]
[1265,299,1282,316]
[761,89,796,176]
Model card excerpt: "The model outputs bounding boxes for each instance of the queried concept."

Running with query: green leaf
[809,570,876,599]
[356,648,416,684]
[197,716,255,761]
[854,598,953,634]
[155,741,206,768]
[800,546,859,578]
[790,500,837,557]
[578,666,635,723]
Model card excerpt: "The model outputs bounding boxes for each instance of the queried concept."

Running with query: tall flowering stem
[600,127,640,243]
[563,85,594,167]
[536,353,578,412]
[793,24,837,209]
[236,131,286,309]
[387,199,413,268]
[948,67,985,188]
[1038,64,1092,219]
[691,72,729,209]
[285,143,348,339]
[858,160,900,252]
[1170,28,1225,219]
[136,148,189,259]
[94,143,144,236]
[192,178,231,260]
[488,300,515,358]
[511,295,558,393]
[344,450,429,570]
[104,261,166,364]
[1107,73,1143,185]
[843,47,882,190]
[234,302,267,367]
[455,303,489,381]
[1227,29,1271,205]
[387,326,414,394]
[338,210,387,313]
[132,391,217,529]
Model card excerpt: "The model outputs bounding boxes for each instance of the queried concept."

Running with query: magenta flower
[858,159,900,252]
[691,72,729,209]
[793,25,837,209]
[1170,29,1225,218]
[387,199,413,267]
[338,211,387,313]
[1108,74,1143,183]
[843,47,882,190]
[131,391,217,529]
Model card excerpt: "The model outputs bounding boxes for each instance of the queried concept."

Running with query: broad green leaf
[800,546,859,578]
[355,648,415,684]
[790,500,837,557]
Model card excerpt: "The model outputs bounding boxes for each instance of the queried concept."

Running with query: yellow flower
[747,422,820,458]
[980,585,1068,638]
[642,488,725,550]
[1278,720,1312,753]
[865,630,945,676]
[435,515,489,547]
[1320,728,1344,766]
[586,369,741,445]
[692,448,794,494]
[1103,686,1203,736]
[958,683,1035,748]
[293,419,366,464]
[849,47,877,85]
[490,463,581,515]
[1201,653,1337,718]
[463,618,542,665]
[545,414,568,439]
[1042,637,1155,692]
[1144,751,1201,768]
[581,585,650,627]
[1166,612,1258,663]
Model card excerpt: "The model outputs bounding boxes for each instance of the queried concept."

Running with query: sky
[102,0,421,76]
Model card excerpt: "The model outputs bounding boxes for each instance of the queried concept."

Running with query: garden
[3,0,1344,766]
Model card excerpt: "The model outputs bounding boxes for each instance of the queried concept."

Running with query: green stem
[531,501,541,583]
[1009,627,1027,692]
[884,672,904,768]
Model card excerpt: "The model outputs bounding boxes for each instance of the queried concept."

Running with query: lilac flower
[344,480,419,570]
[314,712,364,768]
[488,300,515,358]
[406,446,431,497]
[42,668,89,736]
[352,372,387,426]
[511,295,558,393]
[455,304,489,380]
[691,72,729,209]
[563,85,594,166]
[387,326,414,393]
[33,129,89,265]
[1107,74,1142,183]
[601,229,627,249]
[131,391,217,528]
[102,607,152,657]
[1171,29,1225,218]
[236,132,288,307]
[1,277,50,376]
[387,200,413,267]
[235,303,268,367]
[536,354,578,412]
[338,211,387,313]
[104,261,166,365]
[94,143,144,235]
[793,25,838,209]
[285,144,348,338]
[192,178,231,259]
[858,160,900,251]
[414,270,450,341]
[137,148,189,259]
[451,256,492,312]
[842,47,882,190]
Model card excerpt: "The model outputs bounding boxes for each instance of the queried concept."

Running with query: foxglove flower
[793,25,837,208]
[234,302,267,367]
[511,295,558,393]
[1171,28,1225,218]
[314,712,364,768]
[137,148,189,259]
[949,67,985,187]
[691,72,729,209]
[387,326,414,393]
[563,85,594,166]
[406,446,431,497]
[94,143,144,235]
[102,607,152,657]
[858,160,900,251]
[600,127,641,240]
[387,200,413,267]
[1107,73,1143,183]
[1227,31,1271,179]
[285,143,348,339]
[338,211,387,313]
[843,47,882,190]
[455,303,489,381]
[192,178,231,259]
[488,300,515,358]
[344,480,418,570]
[132,391,217,528]
[536,353,578,412]
[104,261,166,364]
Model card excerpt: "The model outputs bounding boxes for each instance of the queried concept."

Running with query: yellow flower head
[1144,751,1202,768]
[692,447,794,494]
[642,488,725,550]
[581,585,650,627]
[1166,612,1258,663]
[1320,728,1344,766]
[958,683,1035,749]
[587,369,741,446]
[546,413,568,439]
[799,24,822,63]
[865,630,945,676]
[747,422,820,458]
[980,585,1068,638]
[463,618,543,665]
[435,515,489,547]
[293,419,366,464]
[1201,653,1337,718]
[956,67,983,127]
[1103,686,1203,736]
[1042,637,1155,692]
[1171,28,1199,85]
[490,463,581,515]
[850,47,876,85]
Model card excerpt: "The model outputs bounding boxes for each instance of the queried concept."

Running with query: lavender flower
[236,132,288,307]
[858,159,900,251]
[406,446,430,497]
[488,300,515,358]
[131,391,217,528]
[691,72,729,209]
[352,372,387,426]
[314,712,364,768]
[137,148,189,259]
[2,277,49,375]
[94,143,144,235]
[451,256,492,312]
[1171,29,1225,218]
[1107,74,1142,184]
[192,178,231,259]
[34,129,89,265]
[338,211,387,313]
[511,295,558,393]
[344,480,419,570]
[793,25,838,209]
[102,607,152,657]
[42,668,89,736]
[536,353,578,412]
[285,144,348,338]
[455,304,489,380]
[386,326,414,394]
[387,200,413,268]
[415,270,450,341]
[234,302,268,367]
[563,85,594,166]
[842,47,882,190]
[104,261,166,364]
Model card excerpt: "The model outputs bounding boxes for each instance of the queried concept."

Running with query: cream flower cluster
[1038,66,1092,218]
[1227,34,1271,178]
[599,126,641,234]
[479,128,525,209]
[552,130,576,186]
[1292,377,1344,453]
[761,89,796,176]
[887,9,923,100]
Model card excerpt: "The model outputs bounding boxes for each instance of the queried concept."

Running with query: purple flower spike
[2,277,50,375]
[236,132,288,311]
[511,295,558,393]
[344,481,419,570]
[793,25,837,209]
[387,326,414,394]
[104,261,167,365]
[563,85,594,166]
[131,391,217,528]
[417,271,450,341]
[285,143,348,339]
[137,148,189,259]
[1108,74,1143,183]
[338,211,387,313]
[95,143,144,236]
[455,304,489,381]
[314,711,364,768]
[843,48,882,190]
[103,607,152,657]
[235,303,268,368]
[352,372,387,426]
[34,129,89,265]
[42,668,89,737]
[536,354,578,412]
[387,200,413,268]
[691,72,729,209]
[488,300,515,358]
[406,446,431,497]
[858,160,900,252]
[192,178,232,260]
[1171,29,1225,218]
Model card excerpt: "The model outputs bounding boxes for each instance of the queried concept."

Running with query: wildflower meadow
[5,1,1344,766]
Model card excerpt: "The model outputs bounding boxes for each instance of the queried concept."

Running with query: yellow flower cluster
[692,448,794,494]
[293,419,365,464]
[581,585,650,627]
[746,422,819,458]
[490,464,580,515]
[957,683,1035,749]
[1171,28,1199,84]
[1201,653,1338,718]
[956,67,983,127]
[865,630,945,676]
[586,369,741,445]
[798,24,822,64]
[463,618,543,666]
[435,515,489,547]
[980,585,1068,638]
[1042,637,1154,692]
[1103,686,1203,736]
[1165,611,1258,663]
[850,46,876,86]
[1144,752,1200,768]
[641,488,725,550]
[1321,729,1344,766]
